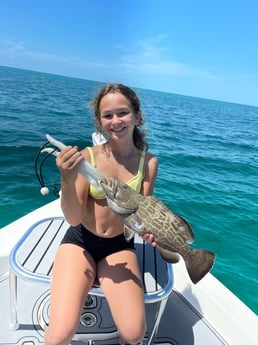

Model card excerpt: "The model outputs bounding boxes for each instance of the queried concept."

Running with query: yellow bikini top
[87,147,146,200]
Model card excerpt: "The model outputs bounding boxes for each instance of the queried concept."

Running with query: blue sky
[1,0,258,106]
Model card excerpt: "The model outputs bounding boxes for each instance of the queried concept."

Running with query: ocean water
[0,65,257,314]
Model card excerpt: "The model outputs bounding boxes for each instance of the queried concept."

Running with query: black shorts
[60,223,135,263]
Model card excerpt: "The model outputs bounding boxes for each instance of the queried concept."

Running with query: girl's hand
[56,146,83,182]
[140,233,157,247]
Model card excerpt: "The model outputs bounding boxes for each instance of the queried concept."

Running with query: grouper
[100,178,216,284]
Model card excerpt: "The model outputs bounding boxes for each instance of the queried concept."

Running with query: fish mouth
[100,178,117,199]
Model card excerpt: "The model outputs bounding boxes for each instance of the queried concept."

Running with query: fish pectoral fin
[129,213,144,231]
[123,214,145,241]
[124,225,135,241]
[157,245,181,263]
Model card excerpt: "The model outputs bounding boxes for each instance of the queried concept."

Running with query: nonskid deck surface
[0,274,228,345]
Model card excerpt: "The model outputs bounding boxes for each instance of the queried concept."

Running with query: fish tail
[184,249,216,284]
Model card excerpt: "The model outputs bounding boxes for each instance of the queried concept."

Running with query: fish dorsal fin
[175,215,194,243]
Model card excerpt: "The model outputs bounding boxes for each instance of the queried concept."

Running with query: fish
[100,178,216,284]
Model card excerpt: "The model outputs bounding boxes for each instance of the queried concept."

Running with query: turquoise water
[1,65,257,314]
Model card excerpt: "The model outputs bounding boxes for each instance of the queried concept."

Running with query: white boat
[0,133,257,345]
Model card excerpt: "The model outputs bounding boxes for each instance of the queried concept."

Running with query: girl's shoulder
[144,150,158,166]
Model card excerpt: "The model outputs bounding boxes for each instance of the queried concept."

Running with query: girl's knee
[120,320,146,344]
[44,324,76,345]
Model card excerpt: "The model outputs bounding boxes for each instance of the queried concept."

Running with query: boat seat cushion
[10,217,173,299]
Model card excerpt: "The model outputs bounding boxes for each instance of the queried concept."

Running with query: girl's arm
[140,153,158,246]
[56,145,88,225]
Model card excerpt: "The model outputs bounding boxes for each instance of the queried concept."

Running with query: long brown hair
[90,83,148,151]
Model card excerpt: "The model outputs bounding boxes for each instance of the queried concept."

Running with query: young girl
[44,83,158,345]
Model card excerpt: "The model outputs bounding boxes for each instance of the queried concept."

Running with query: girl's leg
[97,249,146,345]
[44,243,96,345]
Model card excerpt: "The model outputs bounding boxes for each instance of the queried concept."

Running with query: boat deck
[1,201,257,345]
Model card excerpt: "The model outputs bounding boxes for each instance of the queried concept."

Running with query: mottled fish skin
[101,178,216,284]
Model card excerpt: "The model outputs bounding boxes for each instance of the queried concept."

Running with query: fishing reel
[34,140,60,196]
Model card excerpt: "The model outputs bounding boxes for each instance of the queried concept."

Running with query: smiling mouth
[111,127,126,133]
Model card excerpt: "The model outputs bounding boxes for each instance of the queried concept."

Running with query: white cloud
[0,38,25,57]
[0,36,223,81]
[118,37,223,80]
[0,37,106,70]
[237,73,258,79]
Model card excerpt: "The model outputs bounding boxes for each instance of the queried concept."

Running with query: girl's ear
[135,111,142,126]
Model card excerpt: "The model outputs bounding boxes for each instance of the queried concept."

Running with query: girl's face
[99,92,140,141]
